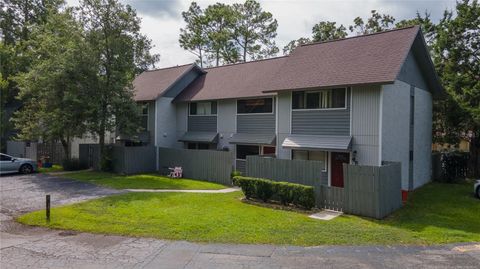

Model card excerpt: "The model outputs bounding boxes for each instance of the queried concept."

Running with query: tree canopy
[12,9,97,158]
[78,0,159,165]
[179,0,278,66]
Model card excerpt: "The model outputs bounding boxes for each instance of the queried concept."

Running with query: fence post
[46,194,50,222]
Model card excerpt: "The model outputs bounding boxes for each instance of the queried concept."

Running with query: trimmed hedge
[233,176,315,209]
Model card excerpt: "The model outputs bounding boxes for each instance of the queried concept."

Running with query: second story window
[189,101,217,115]
[237,98,273,114]
[139,103,148,130]
[292,88,346,110]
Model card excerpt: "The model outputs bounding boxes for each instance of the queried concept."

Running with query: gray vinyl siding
[351,85,381,166]
[413,86,432,189]
[188,116,217,132]
[217,99,236,152]
[276,92,292,160]
[291,89,350,136]
[381,80,410,189]
[397,51,429,91]
[147,101,155,144]
[237,114,275,134]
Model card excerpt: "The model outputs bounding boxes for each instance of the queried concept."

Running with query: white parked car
[0,153,37,174]
[475,180,480,199]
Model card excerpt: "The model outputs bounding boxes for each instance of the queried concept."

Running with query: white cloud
[67,0,457,68]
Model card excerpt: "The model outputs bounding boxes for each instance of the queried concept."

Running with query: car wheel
[19,164,33,174]
[477,187,480,199]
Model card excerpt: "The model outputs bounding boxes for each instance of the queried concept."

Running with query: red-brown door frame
[330,152,350,188]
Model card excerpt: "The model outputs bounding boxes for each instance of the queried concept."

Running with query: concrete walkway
[125,187,240,193]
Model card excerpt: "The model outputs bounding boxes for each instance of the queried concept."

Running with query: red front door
[331,152,350,188]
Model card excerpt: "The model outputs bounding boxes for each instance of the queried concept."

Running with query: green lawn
[62,171,226,190]
[17,182,480,246]
[39,164,63,173]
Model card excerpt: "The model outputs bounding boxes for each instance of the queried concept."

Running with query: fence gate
[318,186,344,211]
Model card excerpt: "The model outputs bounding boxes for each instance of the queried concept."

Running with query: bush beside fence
[233,176,316,209]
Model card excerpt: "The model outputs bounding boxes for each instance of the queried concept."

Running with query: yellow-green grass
[39,164,63,173]
[18,182,480,246]
[62,171,226,190]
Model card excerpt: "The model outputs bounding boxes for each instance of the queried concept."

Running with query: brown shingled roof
[134,26,441,102]
[174,56,288,102]
[264,26,420,93]
[133,64,193,101]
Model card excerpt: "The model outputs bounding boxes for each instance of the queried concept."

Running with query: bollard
[46,195,50,222]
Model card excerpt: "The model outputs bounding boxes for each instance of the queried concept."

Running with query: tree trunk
[99,115,106,164]
[468,135,480,178]
[243,39,248,62]
[199,47,203,68]
[60,138,70,161]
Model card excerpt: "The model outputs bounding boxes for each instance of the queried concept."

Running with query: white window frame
[236,97,274,115]
[234,144,276,161]
[189,101,217,116]
[291,150,328,172]
[292,87,348,111]
[139,102,149,130]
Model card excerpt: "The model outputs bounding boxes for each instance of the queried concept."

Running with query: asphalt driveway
[1,173,479,269]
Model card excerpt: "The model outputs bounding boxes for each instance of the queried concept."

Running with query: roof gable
[403,30,443,97]
[133,64,204,101]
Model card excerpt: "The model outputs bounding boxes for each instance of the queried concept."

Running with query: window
[262,146,276,155]
[190,101,217,115]
[139,103,148,130]
[237,98,273,114]
[236,145,260,159]
[292,150,328,171]
[187,143,211,150]
[292,88,346,109]
[0,154,12,161]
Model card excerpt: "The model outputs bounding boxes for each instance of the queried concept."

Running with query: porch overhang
[282,135,352,152]
[178,132,219,143]
[230,133,276,145]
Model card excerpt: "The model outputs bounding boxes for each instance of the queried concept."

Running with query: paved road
[1,174,479,269]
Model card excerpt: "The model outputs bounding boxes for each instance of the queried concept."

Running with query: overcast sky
[67,0,457,68]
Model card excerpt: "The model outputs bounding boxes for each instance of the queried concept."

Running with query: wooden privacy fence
[79,144,101,170]
[343,162,402,219]
[79,144,156,174]
[318,186,344,211]
[158,147,234,185]
[246,156,402,219]
[246,155,326,187]
[112,146,156,174]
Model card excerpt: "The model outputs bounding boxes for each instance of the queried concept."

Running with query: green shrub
[62,158,87,171]
[255,179,275,202]
[231,170,242,178]
[232,176,256,199]
[233,176,315,209]
[274,182,294,205]
[291,184,315,209]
